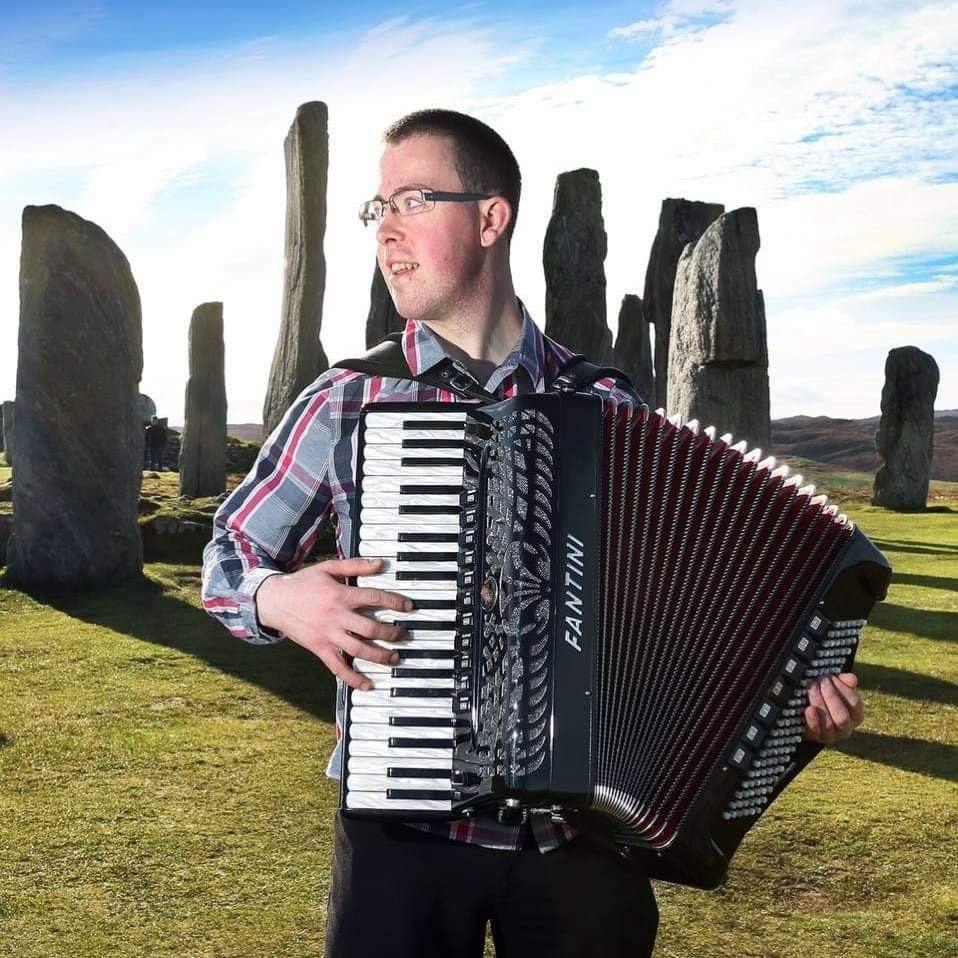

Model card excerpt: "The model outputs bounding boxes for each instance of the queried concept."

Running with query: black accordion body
[340,392,891,888]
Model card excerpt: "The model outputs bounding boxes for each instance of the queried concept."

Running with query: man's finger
[819,676,854,739]
[317,557,384,580]
[828,675,865,727]
[836,672,859,690]
[350,587,414,613]
[344,612,408,644]
[805,680,835,741]
[336,632,401,666]
[317,645,374,691]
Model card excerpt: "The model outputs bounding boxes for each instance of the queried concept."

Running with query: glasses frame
[359,187,493,227]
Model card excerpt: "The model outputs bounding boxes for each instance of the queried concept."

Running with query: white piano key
[349,706,456,724]
[359,509,460,527]
[370,635,458,650]
[347,723,454,740]
[347,774,453,791]
[361,474,465,492]
[356,558,458,573]
[350,689,455,710]
[361,493,462,508]
[364,428,466,443]
[350,673,454,690]
[349,740,454,759]
[359,573,458,591]
[359,526,461,542]
[359,541,461,557]
[364,411,468,427]
[361,461,466,478]
[345,792,452,812]
[346,755,453,773]
[354,587,457,603]
[369,608,457,623]
[364,445,466,461]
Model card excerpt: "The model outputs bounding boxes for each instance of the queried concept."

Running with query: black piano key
[399,505,461,515]
[392,668,455,679]
[399,485,464,495]
[386,788,453,800]
[389,737,456,749]
[396,552,460,562]
[402,420,465,431]
[393,619,457,629]
[391,688,455,698]
[396,571,458,581]
[395,649,457,660]
[399,532,459,543]
[402,438,466,449]
[388,716,464,727]
[388,767,453,778]
[401,457,464,468]
[401,598,457,610]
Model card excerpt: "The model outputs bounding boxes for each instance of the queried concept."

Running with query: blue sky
[1,0,955,425]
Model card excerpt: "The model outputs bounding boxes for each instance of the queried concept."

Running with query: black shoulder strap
[550,353,634,393]
[333,333,496,402]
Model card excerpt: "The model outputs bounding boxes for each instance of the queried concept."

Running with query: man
[201,109,863,957]
[145,415,167,471]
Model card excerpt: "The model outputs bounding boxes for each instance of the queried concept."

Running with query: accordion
[340,393,891,888]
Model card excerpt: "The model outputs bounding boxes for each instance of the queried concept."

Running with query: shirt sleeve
[200,375,342,644]
[591,374,649,409]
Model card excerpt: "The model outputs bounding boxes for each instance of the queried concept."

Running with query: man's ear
[479,196,512,248]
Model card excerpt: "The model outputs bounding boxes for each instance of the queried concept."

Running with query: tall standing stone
[667,207,770,451]
[1,401,12,463]
[179,303,227,498]
[613,294,653,403]
[7,204,143,585]
[643,198,724,409]
[365,259,405,347]
[263,101,329,439]
[872,346,939,510]
[544,169,612,363]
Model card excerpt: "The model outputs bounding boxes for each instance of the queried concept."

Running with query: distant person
[145,415,167,471]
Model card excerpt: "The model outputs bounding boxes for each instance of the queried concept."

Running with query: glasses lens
[358,200,383,226]
[392,189,432,216]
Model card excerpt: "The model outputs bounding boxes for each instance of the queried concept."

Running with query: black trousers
[324,813,658,957]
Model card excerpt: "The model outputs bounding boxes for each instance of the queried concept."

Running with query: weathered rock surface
[667,207,770,451]
[7,204,143,585]
[1,401,12,461]
[179,302,227,498]
[366,259,405,347]
[872,346,940,510]
[544,169,613,363]
[263,101,330,439]
[137,393,157,426]
[643,198,724,408]
[612,294,653,404]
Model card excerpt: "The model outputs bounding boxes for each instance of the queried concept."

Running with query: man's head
[372,109,521,325]
[151,416,158,423]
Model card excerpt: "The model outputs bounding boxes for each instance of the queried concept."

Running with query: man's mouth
[389,262,419,276]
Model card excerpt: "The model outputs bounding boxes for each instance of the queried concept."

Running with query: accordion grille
[593,404,854,846]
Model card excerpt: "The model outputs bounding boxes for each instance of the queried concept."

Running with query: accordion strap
[334,335,634,400]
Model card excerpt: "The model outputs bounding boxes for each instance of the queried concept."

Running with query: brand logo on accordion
[564,533,585,653]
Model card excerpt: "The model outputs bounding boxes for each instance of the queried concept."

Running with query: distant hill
[772,411,957,482]
[226,423,264,443]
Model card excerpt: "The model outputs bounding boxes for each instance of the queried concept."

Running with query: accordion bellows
[342,393,891,888]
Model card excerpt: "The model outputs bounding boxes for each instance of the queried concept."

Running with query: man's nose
[376,206,403,245]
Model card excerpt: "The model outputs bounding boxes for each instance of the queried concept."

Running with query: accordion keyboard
[344,409,475,812]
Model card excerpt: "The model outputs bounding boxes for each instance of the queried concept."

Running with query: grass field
[0,466,955,957]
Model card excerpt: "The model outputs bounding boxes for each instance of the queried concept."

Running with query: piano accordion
[340,392,891,888]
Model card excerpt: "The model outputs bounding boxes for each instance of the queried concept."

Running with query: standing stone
[7,204,143,585]
[667,207,770,451]
[1,401,12,462]
[179,303,227,498]
[613,294,653,403]
[872,347,940,510]
[643,198,724,409]
[137,393,157,426]
[544,169,613,363]
[263,101,329,439]
[365,259,405,347]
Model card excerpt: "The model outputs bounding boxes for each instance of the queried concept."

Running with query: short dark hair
[383,109,521,241]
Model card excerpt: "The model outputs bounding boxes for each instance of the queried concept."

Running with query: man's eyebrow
[373,183,430,202]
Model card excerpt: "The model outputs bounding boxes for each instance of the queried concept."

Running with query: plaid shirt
[201,302,641,852]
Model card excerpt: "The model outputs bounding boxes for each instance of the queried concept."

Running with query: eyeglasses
[358,188,492,227]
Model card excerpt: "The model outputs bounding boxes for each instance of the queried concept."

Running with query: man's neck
[421,283,524,383]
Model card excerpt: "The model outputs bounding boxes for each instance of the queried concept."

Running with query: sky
[0,0,955,427]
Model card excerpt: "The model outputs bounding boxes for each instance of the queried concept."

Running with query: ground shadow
[835,730,958,784]
[890,572,958,592]
[867,602,955,643]
[871,538,958,557]
[4,570,337,725]
[856,662,958,707]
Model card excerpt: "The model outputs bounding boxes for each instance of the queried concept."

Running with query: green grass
[0,471,955,957]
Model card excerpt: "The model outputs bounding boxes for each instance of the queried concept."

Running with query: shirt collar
[400,299,548,391]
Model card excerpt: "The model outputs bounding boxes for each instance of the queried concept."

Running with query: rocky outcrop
[544,169,613,363]
[366,260,405,347]
[872,346,940,510]
[262,101,330,439]
[137,393,157,426]
[667,207,770,451]
[7,204,143,585]
[612,294,653,404]
[643,198,724,409]
[179,302,227,498]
